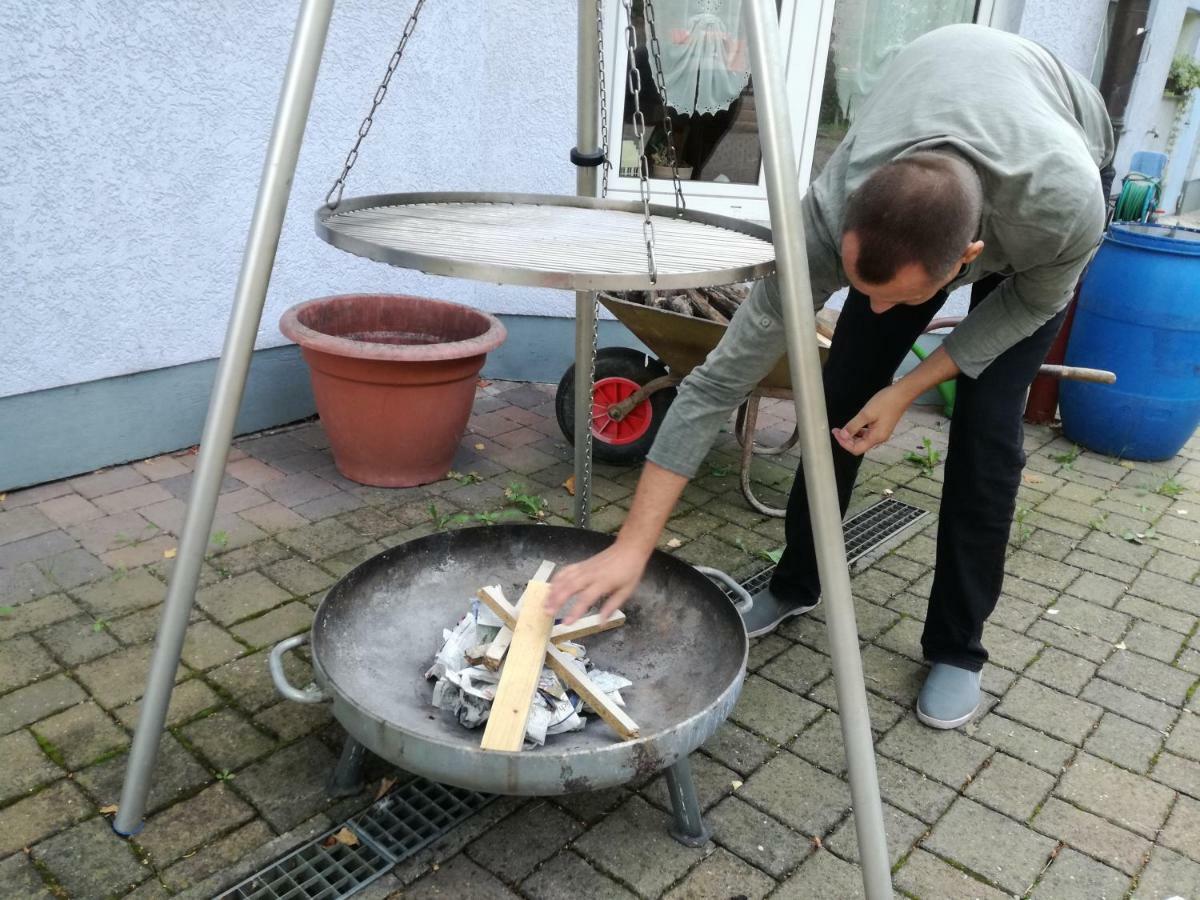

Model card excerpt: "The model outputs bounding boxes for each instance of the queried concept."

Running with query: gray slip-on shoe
[741,586,820,638]
[916,662,982,729]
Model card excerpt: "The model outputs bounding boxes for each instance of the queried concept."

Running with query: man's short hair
[842,151,982,285]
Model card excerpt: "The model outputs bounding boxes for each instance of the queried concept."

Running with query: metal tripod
[114,3,893,895]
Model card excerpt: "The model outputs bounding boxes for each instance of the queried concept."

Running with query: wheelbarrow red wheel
[556,347,676,466]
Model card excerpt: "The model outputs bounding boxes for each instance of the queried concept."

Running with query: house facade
[3,0,1197,489]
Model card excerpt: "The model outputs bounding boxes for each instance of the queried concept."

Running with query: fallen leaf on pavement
[731,779,743,790]
[100,804,118,815]
[666,538,683,549]
[563,475,576,496]
[474,443,486,451]
[374,777,397,801]
[323,827,359,848]
[163,548,177,559]
[1022,473,1043,484]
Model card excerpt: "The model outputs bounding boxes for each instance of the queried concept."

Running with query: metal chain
[620,0,658,283]
[642,0,686,212]
[323,0,428,210]
[597,0,611,198]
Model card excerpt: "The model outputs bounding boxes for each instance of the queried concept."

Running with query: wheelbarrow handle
[269,634,329,704]
[1037,364,1117,384]
[695,566,753,614]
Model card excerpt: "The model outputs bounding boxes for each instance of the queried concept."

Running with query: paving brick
[0,594,80,642]
[276,518,369,561]
[1064,570,1128,608]
[158,817,273,892]
[894,848,1010,900]
[773,849,866,899]
[573,796,707,897]
[1153,751,1200,800]
[69,467,149,499]
[1046,595,1130,643]
[878,716,993,789]
[30,816,149,898]
[981,622,1042,671]
[0,852,56,899]
[858,644,925,705]
[92,483,173,515]
[466,800,583,883]
[35,614,120,665]
[1005,550,1082,591]
[1135,845,1200,900]
[1031,846,1131,900]
[1058,753,1174,839]
[517,851,637,900]
[705,795,809,879]
[1130,570,1200,615]
[38,548,112,592]
[136,782,256,865]
[996,677,1103,745]
[1079,530,1157,568]
[404,853,519,899]
[967,712,1075,775]
[663,846,775,900]
[130,455,190,482]
[76,734,207,816]
[0,779,92,856]
[1160,794,1200,862]
[1084,712,1164,773]
[206,646,307,713]
[826,801,924,866]
[196,571,290,626]
[1064,549,1140,585]
[1083,678,1179,732]
[747,633,791,671]
[292,489,364,521]
[0,506,59,546]
[260,471,341,509]
[758,643,831,694]
[181,620,246,670]
[230,602,312,648]
[964,752,1056,821]
[789,710,851,775]
[1024,647,1099,695]
[0,634,60,692]
[114,678,220,731]
[236,500,308,533]
[0,729,63,803]
[1123,620,1187,662]
[105,603,197,646]
[926,796,1055,894]
[699,721,775,777]
[0,529,78,568]
[1167,710,1200,763]
[76,642,185,709]
[73,567,164,617]
[0,673,87,733]
[807,676,907,736]
[730,675,823,743]
[1027,619,1113,663]
[234,736,338,831]
[1097,649,1196,706]
[551,788,628,826]
[741,751,849,836]
[31,701,127,769]
[37,493,106,529]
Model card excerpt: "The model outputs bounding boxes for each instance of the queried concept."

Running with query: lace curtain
[830,0,975,122]
[653,0,751,116]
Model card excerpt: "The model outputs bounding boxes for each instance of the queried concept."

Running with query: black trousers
[770,276,1067,671]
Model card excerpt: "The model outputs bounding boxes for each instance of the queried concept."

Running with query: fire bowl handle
[269,634,330,704]
[695,566,753,614]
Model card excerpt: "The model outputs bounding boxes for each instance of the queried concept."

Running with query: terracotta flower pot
[280,293,506,487]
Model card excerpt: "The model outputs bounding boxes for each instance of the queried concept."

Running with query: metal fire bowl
[304,524,748,796]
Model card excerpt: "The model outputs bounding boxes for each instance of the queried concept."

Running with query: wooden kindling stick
[476,584,639,743]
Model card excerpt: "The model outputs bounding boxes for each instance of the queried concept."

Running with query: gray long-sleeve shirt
[647,24,1114,479]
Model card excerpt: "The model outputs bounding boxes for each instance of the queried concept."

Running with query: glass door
[601,0,833,220]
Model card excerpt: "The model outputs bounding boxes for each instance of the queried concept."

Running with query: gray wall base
[0,316,649,491]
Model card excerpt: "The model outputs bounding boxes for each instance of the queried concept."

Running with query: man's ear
[961,240,985,265]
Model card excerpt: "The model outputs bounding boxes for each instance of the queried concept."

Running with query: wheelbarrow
[556,295,1117,518]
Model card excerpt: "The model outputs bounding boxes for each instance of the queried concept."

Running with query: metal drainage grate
[351,779,492,860]
[216,777,494,900]
[727,497,928,598]
[217,824,392,900]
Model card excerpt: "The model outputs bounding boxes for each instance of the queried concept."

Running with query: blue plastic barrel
[1060,223,1200,460]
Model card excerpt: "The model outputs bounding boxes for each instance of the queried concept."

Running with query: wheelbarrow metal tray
[304,524,748,796]
[598,294,796,392]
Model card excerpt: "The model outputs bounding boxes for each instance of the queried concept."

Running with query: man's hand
[835,345,961,456]
[545,539,652,625]
[833,384,910,456]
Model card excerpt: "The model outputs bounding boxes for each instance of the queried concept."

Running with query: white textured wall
[1018,0,1111,74]
[1,1,576,399]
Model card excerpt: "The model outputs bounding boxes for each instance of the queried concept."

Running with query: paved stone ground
[2,378,1199,899]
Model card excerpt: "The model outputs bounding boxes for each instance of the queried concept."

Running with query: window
[602,0,981,218]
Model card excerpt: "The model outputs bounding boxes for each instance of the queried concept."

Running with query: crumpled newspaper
[426,597,629,747]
